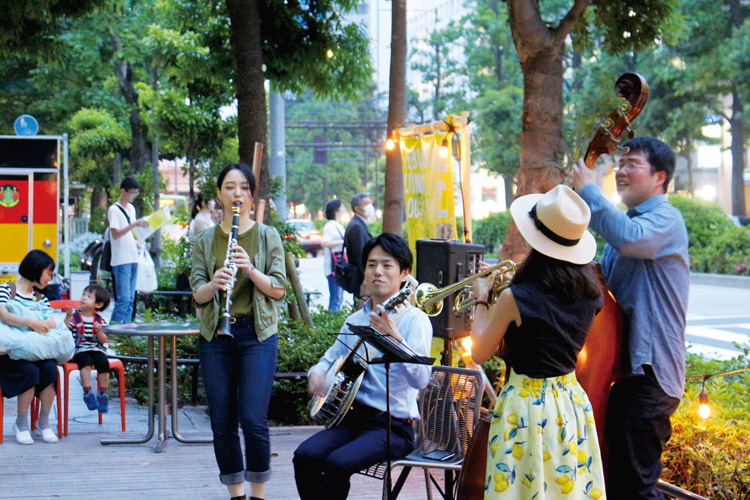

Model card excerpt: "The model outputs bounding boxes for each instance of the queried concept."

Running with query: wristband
[474,300,490,310]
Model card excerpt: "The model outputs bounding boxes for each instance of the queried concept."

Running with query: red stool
[60,359,126,436]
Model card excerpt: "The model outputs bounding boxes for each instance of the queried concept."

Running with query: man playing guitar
[293,233,433,500]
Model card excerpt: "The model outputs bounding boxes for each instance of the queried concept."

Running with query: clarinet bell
[216,315,234,338]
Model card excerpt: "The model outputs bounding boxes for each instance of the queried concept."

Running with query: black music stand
[346,323,435,500]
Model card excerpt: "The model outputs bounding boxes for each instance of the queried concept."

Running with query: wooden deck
[0,378,444,500]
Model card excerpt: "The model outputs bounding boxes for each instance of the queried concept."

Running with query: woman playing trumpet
[190,163,287,500]
[471,185,607,499]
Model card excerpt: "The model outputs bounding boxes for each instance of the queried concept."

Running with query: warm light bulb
[327,49,334,58]
[698,390,710,419]
[439,146,449,158]
[698,404,710,419]
[386,138,395,150]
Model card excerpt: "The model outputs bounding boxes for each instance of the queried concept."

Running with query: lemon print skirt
[485,369,606,499]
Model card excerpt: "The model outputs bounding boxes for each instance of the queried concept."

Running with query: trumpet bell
[415,282,444,316]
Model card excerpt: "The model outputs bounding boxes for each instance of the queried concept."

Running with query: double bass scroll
[583,72,649,168]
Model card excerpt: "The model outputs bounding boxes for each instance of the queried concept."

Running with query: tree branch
[555,0,589,44]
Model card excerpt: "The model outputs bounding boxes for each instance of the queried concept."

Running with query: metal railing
[657,480,710,500]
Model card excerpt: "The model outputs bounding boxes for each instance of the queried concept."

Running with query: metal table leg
[155,335,168,452]
[102,336,155,445]
[171,335,212,444]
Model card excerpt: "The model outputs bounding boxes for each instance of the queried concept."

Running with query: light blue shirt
[310,296,433,420]
[580,186,689,399]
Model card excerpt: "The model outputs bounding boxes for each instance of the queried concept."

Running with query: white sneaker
[39,427,58,443]
[13,423,34,445]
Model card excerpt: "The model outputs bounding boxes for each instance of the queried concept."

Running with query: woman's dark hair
[191,193,206,219]
[217,163,256,197]
[83,284,111,311]
[325,199,343,220]
[362,233,413,272]
[19,250,55,283]
[511,249,601,304]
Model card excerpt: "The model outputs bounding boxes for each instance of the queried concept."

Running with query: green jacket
[190,223,287,342]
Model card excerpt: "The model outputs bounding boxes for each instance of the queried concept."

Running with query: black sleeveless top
[504,281,603,378]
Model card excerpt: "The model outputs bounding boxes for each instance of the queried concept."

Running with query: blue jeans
[199,317,278,485]
[110,263,138,323]
[326,274,343,311]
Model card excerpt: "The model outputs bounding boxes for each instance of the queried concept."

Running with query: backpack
[71,310,104,347]
[100,204,131,272]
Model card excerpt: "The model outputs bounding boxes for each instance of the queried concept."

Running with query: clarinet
[217,202,241,338]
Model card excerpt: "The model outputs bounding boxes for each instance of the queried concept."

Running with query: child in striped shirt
[68,284,111,412]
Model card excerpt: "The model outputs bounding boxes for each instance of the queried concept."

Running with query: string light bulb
[698,377,710,419]
[386,138,395,150]
[460,337,473,365]
[439,137,449,158]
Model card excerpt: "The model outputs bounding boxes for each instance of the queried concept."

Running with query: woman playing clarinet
[190,163,287,500]
[471,185,607,499]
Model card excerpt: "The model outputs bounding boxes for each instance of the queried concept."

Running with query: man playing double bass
[573,136,689,500]
[293,233,433,500]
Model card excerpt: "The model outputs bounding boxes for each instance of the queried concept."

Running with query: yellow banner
[401,132,457,260]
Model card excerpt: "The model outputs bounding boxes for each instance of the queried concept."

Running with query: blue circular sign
[14,115,39,136]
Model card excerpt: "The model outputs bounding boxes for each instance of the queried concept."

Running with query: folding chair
[360,365,484,500]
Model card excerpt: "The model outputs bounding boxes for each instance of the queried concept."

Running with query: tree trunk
[226,0,269,200]
[113,151,122,187]
[503,174,515,210]
[111,33,148,176]
[686,153,694,197]
[501,0,587,262]
[382,0,408,236]
[151,68,162,267]
[730,91,746,216]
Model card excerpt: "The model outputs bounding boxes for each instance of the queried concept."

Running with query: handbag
[334,259,362,294]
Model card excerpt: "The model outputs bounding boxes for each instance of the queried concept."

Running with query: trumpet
[414,260,516,317]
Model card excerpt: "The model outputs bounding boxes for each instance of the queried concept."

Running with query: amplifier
[415,239,485,339]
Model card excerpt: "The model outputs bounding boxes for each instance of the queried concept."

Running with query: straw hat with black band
[509,184,597,265]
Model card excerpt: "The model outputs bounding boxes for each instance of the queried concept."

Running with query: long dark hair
[511,249,601,304]
[217,163,256,197]
[191,193,206,219]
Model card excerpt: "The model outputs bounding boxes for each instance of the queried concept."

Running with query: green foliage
[409,21,468,121]
[691,226,750,275]
[473,211,511,256]
[663,349,750,498]
[270,305,352,424]
[667,195,746,273]
[669,195,736,249]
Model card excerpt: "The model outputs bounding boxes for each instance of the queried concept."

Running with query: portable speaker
[415,239,485,339]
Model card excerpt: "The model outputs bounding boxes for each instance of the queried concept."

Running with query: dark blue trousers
[606,370,680,500]
[199,318,277,485]
[293,413,415,500]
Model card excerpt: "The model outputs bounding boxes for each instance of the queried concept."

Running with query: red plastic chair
[48,299,126,436]
[60,359,126,436]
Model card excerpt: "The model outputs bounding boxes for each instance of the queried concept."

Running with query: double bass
[456,73,648,499]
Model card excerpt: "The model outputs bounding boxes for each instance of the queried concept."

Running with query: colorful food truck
[0,135,69,283]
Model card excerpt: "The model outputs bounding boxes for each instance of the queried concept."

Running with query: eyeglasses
[129,190,140,196]
[616,162,651,173]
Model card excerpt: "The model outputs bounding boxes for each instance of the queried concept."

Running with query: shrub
[662,349,750,498]
[271,305,352,425]
[669,195,735,251]
[690,225,750,275]
[473,211,511,257]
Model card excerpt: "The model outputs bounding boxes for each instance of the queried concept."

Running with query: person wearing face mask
[342,193,374,302]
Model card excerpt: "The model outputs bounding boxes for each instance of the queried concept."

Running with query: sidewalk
[1,374,431,499]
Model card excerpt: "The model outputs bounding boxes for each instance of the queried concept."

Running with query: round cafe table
[101,322,212,452]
